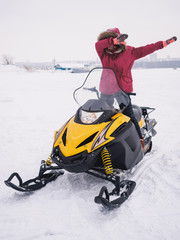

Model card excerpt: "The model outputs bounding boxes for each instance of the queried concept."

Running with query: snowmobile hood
[53,113,130,157]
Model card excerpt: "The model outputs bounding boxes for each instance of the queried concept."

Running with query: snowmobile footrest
[94,180,136,209]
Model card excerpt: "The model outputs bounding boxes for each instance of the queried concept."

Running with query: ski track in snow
[0,65,180,240]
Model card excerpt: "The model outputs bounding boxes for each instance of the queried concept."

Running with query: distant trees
[1,54,14,65]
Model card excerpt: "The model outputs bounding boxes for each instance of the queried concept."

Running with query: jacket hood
[107,28,120,35]
[97,28,120,41]
[97,31,118,41]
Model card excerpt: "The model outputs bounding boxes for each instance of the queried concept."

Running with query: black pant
[122,98,142,139]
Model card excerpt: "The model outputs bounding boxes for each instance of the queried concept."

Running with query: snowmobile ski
[94,180,136,209]
[4,160,64,192]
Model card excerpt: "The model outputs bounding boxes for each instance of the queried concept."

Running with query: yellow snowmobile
[5,68,157,209]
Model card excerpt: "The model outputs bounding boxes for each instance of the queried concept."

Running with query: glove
[163,36,177,47]
[113,34,128,45]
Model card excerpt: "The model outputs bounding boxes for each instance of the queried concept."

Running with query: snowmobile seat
[132,105,142,122]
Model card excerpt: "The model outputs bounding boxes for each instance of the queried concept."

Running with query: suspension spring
[101,147,113,176]
[46,154,53,165]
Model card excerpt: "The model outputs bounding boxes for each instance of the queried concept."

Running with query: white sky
[0,0,179,62]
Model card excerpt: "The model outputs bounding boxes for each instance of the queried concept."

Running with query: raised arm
[95,38,114,58]
[132,41,163,60]
[132,36,177,60]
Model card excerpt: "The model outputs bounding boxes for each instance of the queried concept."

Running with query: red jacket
[95,38,163,93]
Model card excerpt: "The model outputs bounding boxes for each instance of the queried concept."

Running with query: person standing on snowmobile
[95,27,177,150]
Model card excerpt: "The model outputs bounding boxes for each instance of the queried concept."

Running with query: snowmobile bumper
[51,146,102,173]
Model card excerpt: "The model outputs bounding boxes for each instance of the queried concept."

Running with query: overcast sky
[0,0,179,62]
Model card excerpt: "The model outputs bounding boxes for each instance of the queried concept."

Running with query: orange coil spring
[101,148,113,175]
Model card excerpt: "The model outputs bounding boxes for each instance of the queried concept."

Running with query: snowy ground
[0,65,180,240]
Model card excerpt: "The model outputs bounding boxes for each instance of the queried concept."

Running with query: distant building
[134,56,180,69]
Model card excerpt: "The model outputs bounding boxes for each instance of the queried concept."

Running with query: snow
[0,65,180,240]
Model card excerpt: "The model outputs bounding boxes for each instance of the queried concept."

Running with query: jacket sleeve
[132,41,164,60]
[95,37,114,58]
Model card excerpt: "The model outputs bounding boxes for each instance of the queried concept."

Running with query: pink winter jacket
[95,38,163,93]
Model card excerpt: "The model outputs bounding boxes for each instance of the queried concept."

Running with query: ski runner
[95,28,177,151]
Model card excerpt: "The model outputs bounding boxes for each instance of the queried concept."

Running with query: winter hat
[107,28,120,35]
[97,28,120,41]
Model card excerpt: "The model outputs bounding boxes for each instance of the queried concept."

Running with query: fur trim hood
[97,31,118,41]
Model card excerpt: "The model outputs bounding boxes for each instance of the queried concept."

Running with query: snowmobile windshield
[73,67,129,111]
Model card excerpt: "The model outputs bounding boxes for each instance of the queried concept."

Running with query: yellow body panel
[138,118,145,128]
[54,113,130,157]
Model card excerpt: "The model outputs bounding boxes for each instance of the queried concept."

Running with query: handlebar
[127,92,136,96]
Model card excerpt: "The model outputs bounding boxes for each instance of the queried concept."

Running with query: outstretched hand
[163,36,177,47]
